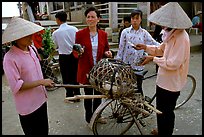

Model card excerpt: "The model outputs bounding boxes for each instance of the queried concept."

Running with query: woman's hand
[140,55,154,65]
[132,44,147,50]
[41,79,55,87]
[104,50,113,58]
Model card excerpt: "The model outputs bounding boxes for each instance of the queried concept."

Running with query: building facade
[36,2,201,30]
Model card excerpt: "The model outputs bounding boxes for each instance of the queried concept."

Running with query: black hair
[55,11,67,22]
[84,6,101,29]
[130,9,143,19]
[166,27,173,31]
[84,6,101,18]
[11,41,17,46]
[123,16,131,23]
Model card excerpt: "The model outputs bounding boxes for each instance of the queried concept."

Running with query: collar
[59,23,68,28]
[130,25,142,31]
[163,29,184,42]
[12,45,30,54]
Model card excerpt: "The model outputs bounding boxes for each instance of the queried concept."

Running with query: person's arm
[153,35,190,71]
[52,31,59,49]
[133,42,165,57]
[20,79,54,91]
[103,32,112,58]
[144,30,160,46]
[3,54,54,94]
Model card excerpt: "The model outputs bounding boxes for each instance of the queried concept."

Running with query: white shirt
[115,26,160,71]
[52,23,78,55]
[90,33,98,65]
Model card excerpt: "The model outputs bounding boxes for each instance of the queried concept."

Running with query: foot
[151,128,158,135]
[97,117,107,124]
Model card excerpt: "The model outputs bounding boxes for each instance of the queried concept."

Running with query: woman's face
[131,14,142,28]
[16,35,33,47]
[86,11,100,27]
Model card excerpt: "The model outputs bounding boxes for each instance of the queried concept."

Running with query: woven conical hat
[148,2,192,29]
[2,17,44,44]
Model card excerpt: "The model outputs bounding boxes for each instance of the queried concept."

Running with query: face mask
[161,29,168,42]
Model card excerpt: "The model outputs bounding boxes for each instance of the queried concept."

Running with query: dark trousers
[84,88,102,123]
[156,85,180,135]
[136,76,143,96]
[19,102,48,135]
[59,53,80,97]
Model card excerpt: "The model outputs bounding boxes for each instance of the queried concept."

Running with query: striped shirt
[115,26,160,71]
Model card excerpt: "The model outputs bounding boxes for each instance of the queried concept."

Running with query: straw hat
[2,17,44,44]
[148,2,192,29]
[195,11,202,15]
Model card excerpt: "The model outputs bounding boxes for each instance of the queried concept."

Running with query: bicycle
[142,72,196,110]
[59,58,196,135]
[88,59,196,135]
[175,74,196,109]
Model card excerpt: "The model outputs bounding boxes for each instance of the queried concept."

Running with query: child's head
[123,16,131,28]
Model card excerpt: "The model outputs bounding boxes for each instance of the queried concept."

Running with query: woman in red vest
[75,6,112,126]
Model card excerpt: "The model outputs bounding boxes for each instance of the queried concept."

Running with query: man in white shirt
[52,11,80,103]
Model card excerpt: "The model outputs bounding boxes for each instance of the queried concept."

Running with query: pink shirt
[146,29,190,92]
[3,45,47,115]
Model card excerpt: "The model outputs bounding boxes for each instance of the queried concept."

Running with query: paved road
[2,49,202,135]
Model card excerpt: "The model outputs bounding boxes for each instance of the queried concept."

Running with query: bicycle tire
[91,99,134,135]
[175,74,196,109]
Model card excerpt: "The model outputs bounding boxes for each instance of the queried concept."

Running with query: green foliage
[42,27,55,58]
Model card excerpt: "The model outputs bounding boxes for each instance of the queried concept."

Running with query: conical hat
[2,17,44,44]
[148,2,192,29]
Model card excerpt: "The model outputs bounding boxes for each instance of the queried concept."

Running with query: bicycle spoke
[92,100,134,135]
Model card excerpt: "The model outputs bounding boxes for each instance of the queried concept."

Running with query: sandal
[151,128,158,135]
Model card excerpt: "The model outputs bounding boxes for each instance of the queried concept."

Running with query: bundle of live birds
[88,58,138,99]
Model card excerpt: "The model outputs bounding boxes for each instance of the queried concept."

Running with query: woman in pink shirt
[133,2,192,135]
[2,17,54,135]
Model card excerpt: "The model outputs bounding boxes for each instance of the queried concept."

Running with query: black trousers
[84,88,102,123]
[59,53,80,97]
[136,76,143,96]
[19,102,48,135]
[156,85,180,135]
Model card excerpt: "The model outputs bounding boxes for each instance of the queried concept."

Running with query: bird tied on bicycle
[88,58,162,115]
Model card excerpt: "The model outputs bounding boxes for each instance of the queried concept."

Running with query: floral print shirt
[115,26,160,71]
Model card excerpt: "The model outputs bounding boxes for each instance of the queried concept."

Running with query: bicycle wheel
[132,107,158,135]
[91,99,134,135]
[175,74,196,109]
